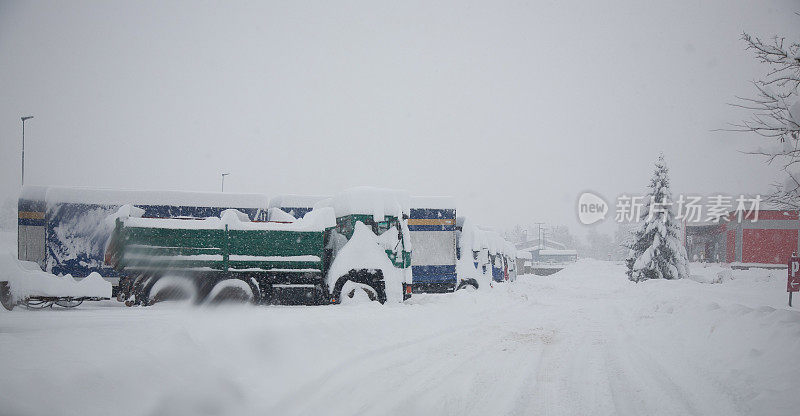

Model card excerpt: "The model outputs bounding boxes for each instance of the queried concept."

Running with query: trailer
[0,252,112,311]
[456,218,516,286]
[17,186,268,292]
[107,187,413,306]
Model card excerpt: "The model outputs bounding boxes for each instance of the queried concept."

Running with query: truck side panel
[408,207,457,291]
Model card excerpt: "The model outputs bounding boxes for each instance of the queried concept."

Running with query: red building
[685,210,800,267]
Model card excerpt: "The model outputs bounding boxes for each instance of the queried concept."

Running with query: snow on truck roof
[410,196,456,209]
[123,207,336,231]
[315,187,411,221]
[268,194,329,209]
[34,186,269,208]
[460,219,507,254]
[19,185,49,201]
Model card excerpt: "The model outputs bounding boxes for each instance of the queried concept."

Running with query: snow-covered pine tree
[626,154,690,282]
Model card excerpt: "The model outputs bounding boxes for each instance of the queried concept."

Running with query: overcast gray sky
[1,0,799,235]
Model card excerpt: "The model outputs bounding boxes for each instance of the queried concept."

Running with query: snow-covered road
[1,260,799,416]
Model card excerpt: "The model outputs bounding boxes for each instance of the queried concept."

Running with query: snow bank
[688,262,736,284]
[318,187,410,221]
[0,252,111,300]
[1,259,798,416]
[326,222,408,302]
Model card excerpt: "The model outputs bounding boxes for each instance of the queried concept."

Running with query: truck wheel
[145,275,199,305]
[456,278,479,291]
[0,282,15,311]
[206,279,259,305]
[340,280,378,304]
[332,270,387,304]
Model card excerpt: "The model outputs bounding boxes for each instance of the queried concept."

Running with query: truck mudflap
[403,283,413,300]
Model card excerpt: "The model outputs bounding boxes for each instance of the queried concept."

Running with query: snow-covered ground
[1,237,799,416]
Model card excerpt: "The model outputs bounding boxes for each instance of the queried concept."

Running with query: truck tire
[206,278,260,305]
[340,280,378,304]
[456,278,479,291]
[0,282,15,311]
[145,275,199,305]
[332,270,387,304]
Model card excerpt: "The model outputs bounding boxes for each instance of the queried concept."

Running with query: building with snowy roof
[684,209,800,268]
[515,238,576,263]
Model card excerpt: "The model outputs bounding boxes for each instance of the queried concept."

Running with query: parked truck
[105,188,413,306]
[408,197,480,292]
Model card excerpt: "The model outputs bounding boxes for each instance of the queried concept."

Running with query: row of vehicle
[9,186,519,308]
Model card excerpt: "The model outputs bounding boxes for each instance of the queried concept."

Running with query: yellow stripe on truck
[18,211,45,220]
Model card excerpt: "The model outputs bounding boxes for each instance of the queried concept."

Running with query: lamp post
[221,173,229,192]
[21,116,33,186]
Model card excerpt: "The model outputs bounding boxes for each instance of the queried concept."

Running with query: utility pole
[221,173,230,192]
[21,116,33,186]
[532,222,545,248]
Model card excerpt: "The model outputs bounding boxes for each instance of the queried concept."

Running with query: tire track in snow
[600,302,745,416]
[265,323,485,415]
[266,315,557,416]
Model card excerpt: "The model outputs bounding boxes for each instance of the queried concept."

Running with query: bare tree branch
[732,30,800,209]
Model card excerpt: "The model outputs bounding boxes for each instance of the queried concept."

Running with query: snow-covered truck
[456,218,516,286]
[503,241,518,282]
[408,197,479,291]
[106,188,413,305]
[17,186,268,290]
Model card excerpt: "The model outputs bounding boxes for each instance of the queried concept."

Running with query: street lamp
[221,173,230,192]
[21,116,33,186]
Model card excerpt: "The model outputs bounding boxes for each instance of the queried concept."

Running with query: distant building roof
[515,238,566,251]
[516,251,533,259]
[539,249,578,256]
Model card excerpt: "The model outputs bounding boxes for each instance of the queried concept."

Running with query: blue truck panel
[409,205,457,291]
[411,265,457,283]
